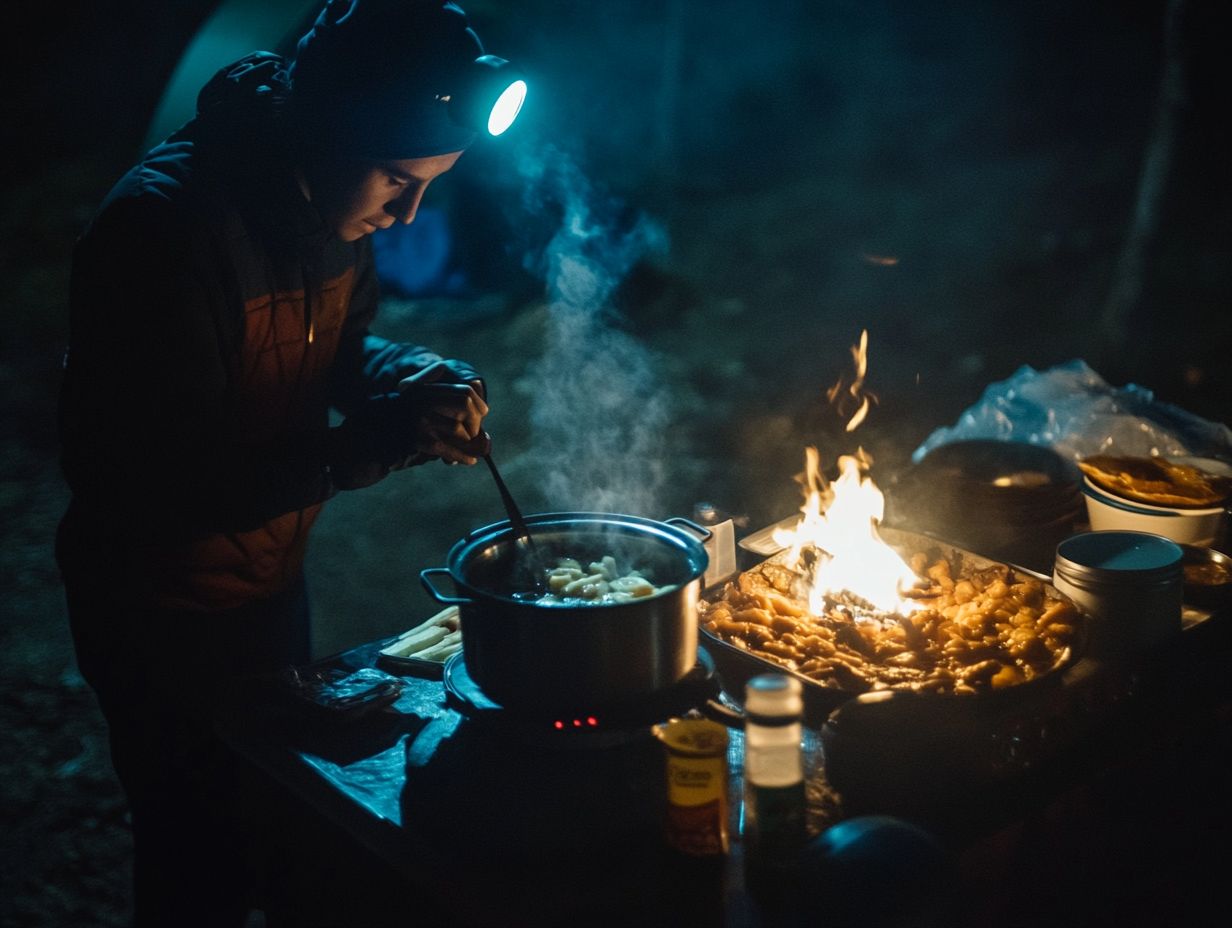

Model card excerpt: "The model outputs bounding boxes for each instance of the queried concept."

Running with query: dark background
[2,1,1229,924]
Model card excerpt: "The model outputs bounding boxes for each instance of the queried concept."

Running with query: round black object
[796,816,952,928]
[887,440,1081,572]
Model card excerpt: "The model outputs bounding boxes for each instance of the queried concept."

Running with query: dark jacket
[58,53,442,611]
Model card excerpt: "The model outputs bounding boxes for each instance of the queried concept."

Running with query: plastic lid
[745,673,804,720]
[1055,531,1182,583]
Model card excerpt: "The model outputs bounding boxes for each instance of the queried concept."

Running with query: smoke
[513,141,672,516]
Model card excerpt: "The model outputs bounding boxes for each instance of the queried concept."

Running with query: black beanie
[287,0,484,159]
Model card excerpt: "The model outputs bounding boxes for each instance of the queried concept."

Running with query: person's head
[285,0,522,240]
[298,148,461,242]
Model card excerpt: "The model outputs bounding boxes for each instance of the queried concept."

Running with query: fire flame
[773,331,921,617]
[825,329,877,432]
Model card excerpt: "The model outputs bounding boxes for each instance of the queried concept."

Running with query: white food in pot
[538,555,670,605]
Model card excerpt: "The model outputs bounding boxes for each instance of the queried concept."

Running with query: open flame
[825,329,876,432]
[772,331,921,616]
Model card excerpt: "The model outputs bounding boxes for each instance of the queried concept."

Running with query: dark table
[213,601,1232,928]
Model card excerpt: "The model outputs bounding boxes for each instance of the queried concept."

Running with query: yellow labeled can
[652,717,730,856]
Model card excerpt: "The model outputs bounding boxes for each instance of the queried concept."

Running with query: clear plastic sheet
[913,360,1232,465]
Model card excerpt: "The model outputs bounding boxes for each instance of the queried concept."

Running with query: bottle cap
[745,673,803,724]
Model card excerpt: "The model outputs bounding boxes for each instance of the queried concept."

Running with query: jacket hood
[186,53,328,251]
[191,52,295,171]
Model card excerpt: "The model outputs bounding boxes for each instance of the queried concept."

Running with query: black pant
[58,514,311,928]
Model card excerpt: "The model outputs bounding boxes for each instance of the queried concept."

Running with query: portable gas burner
[442,648,722,749]
[402,650,724,856]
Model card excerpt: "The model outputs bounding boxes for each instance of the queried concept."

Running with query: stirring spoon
[482,451,548,597]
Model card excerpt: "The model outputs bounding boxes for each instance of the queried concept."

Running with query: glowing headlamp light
[440,54,526,138]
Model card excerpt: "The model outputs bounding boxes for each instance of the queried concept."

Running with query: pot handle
[665,517,712,541]
[419,568,471,606]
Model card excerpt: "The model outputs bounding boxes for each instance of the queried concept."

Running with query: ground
[2,1,1229,925]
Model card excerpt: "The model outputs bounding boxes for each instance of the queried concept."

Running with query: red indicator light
[573,719,582,728]
[553,720,564,730]
[587,716,598,727]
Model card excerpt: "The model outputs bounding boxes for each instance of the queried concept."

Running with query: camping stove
[442,648,722,750]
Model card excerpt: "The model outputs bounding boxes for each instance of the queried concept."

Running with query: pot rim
[437,511,710,607]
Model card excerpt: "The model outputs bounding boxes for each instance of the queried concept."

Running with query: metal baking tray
[699,525,1085,728]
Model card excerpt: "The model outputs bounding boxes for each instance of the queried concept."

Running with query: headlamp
[440,54,527,138]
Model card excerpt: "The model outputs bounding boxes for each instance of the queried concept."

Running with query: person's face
[302,150,463,242]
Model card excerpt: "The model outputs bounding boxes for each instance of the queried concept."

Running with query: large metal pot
[421,512,710,713]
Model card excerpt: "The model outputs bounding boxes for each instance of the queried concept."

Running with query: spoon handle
[483,454,548,588]
[484,455,529,534]
[480,451,544,554]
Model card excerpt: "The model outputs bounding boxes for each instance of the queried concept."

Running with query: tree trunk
[1099,0,1188,356]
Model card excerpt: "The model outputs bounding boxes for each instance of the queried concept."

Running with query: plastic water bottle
[743,673,806,871]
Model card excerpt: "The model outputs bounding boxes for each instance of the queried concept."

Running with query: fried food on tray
[1078,455,1232,509]
[699,551,1078,696]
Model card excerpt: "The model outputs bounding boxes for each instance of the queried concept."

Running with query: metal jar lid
[1055,531,1183,588]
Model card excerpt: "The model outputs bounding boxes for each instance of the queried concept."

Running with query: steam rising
[516,142,671,516]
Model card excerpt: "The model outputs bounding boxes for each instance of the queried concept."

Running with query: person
[55,1,521,923]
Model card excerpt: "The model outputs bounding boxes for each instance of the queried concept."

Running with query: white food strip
[380,607,462,661]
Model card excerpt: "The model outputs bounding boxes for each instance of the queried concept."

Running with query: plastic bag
[276,666,403,720]
[913,359,1232,465]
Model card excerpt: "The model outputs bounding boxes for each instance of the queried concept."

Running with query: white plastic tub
[1082,476,1226,546]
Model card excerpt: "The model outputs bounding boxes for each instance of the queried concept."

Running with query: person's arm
[60,194,335,536]
[328,238,449,413]
[323,238,490,478]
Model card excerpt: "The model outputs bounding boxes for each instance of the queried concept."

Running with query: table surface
[213,600,1232,928]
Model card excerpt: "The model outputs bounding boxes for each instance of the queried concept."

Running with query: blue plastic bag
[913,360,1232,464]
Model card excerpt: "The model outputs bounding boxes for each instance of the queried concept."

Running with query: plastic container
[1053,531,1183,661]
[1082,476,1226,547]
[743,674,806,870]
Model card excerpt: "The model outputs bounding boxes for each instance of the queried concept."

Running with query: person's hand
[327,360,491,490]
[397,360,490,465]
[326,391,425,490]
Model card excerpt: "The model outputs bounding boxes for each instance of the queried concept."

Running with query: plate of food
[1078,455,1231,545]
[1078,454,1232,509]
[377,606,462,678]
